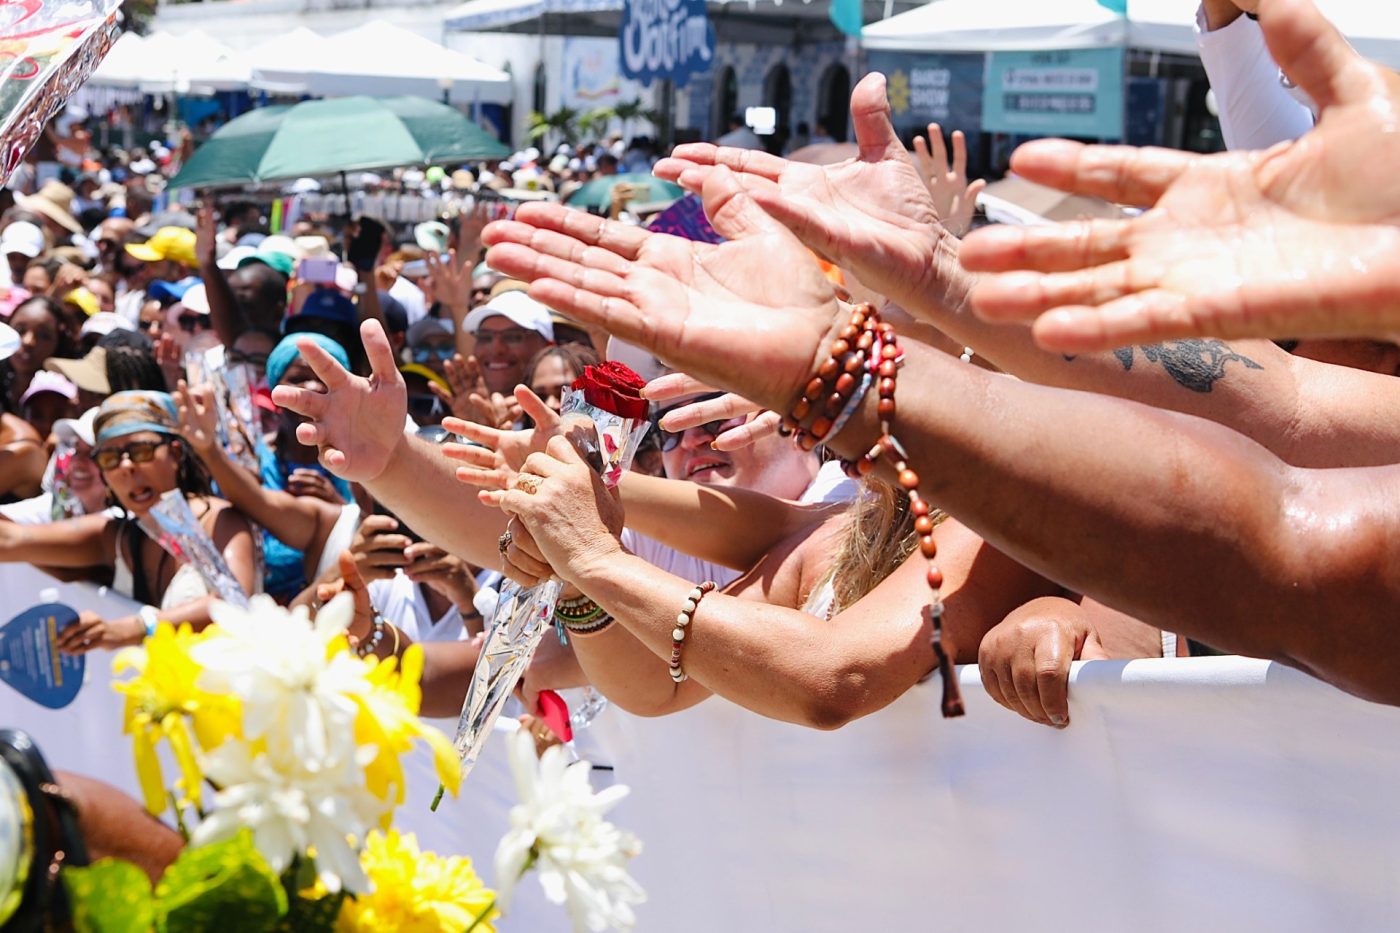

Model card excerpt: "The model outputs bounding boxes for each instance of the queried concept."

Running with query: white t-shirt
[1196,7,1315,151]
[0,493,119,526]
[368,569,470,643]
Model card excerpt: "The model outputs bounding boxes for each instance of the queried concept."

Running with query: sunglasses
[473,328,536,348]
[227,349,269,368]
[411,345,454,364]
[653,393,743,452]
[93,439,168,471]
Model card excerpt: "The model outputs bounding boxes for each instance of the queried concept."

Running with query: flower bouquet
[444,363,651,787]
[62,595,644,932]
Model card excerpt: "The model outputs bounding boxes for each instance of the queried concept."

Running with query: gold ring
[514,474,543,495]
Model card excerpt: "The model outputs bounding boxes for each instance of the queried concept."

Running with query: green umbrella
[563,173,684,212]
[169,96,510,190]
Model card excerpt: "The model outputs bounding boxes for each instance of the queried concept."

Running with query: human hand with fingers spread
[270,320,408,481]
[977,596,1108,729]
[654,74,968,319]
[347,513,413,583]
[483,168,842,417]
[441,386,561,488]
[174,380,219,455]
[960,0,1400,351]
[912,123,986,237]
[642,373,779,452]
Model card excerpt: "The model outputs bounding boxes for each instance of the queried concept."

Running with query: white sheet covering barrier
[2,563,1397,931]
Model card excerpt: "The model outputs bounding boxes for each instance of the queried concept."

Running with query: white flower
[192,594,368,771]
[191,740,384,893]
[495,729,645,932]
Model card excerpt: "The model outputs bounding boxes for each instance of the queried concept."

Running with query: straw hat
[16,181,83,235]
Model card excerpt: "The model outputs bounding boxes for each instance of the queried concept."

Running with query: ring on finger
[514,473,543,495]
[498,528,513,556]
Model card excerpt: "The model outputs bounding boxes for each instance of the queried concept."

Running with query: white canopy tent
[91,30,250,94]
[88,30,146,88]
[243,27,332,95]
[865,0,1400,70]
[251,21,512,104]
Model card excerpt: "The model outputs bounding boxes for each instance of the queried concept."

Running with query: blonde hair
[808,478,946,618]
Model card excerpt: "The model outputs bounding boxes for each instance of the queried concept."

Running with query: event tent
[90,29,250,94]
[251,21,512,104]
[863,0,1400,69]
[244,27,332,95]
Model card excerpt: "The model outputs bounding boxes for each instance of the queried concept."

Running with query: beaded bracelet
[668,581,717,683]
[782,302,966,719]
[560,612,616,638]
[356,609,388,659]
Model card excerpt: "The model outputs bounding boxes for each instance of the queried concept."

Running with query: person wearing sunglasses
[0,391,258,654]
[403,317,455,380]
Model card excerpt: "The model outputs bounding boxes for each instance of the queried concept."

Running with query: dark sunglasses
[653,393,742,452]
[93,439,167,471]
[227,349,269,368]
[176,314,211,334]
[411,345,454,364]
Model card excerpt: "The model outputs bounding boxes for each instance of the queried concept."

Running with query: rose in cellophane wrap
[185,345,260,474]
[143,490,250,608]
[444,363,650,791]
[0,1,121,185]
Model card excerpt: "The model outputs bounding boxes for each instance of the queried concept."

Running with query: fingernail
[1050,714,1068,727]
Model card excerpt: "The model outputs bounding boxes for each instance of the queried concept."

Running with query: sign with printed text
[982,47,1124,139]
[618,0,715,88]
[863,51,984,136]
[0,603,84,709]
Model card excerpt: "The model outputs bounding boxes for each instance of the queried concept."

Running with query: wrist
[563,538,626,589]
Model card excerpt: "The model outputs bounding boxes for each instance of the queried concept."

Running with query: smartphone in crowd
[347,216,386,272]
[297,256,339,285]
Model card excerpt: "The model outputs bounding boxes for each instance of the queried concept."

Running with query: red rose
[571,361,649,420]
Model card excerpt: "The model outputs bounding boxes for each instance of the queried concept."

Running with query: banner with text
[982,47,1124,139]
[864,51,984,137]
[618,0,715,88]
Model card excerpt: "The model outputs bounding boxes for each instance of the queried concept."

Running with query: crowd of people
[3,0,1397,883]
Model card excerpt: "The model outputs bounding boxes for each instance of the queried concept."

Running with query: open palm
[482,168,842,413]
[654,73,956,317]
[960,0,1400,351]
[269,321,408,481]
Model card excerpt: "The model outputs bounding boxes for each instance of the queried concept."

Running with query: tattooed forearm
[1070,340,1263,393]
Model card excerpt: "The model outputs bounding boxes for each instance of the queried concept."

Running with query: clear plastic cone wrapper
[446,385,650,786]
[144,490,250,608]
[0,1,121,184]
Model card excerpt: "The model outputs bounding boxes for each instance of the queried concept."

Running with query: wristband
[139,605,159,639]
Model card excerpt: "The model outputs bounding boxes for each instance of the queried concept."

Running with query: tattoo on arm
[1073,340,1263,393]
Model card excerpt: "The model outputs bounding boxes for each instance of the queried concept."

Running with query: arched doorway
[763,63,792,152]
[532,62,547,115]
[818,63,851,141]
[711,66,738,139]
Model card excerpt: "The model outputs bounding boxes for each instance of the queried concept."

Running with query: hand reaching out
[286,468,343,503]
[347,513,412,583]
[270,320,408,482]
[440,385,560,487]
[977,596,1107,728]
[912,123,986,237]
[959,0,1400,351]
[426,249,471,321]
[195,203,217,269]
[642,372,777,451]
[174,380,219,455]
[155,334,184,392]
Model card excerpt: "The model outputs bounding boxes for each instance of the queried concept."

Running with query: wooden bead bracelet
[783,302,965,718]
[669,581,717,683]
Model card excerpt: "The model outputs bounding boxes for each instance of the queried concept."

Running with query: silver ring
[497,528,513,556]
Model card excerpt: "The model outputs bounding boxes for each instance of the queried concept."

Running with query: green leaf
[65,859,155,933]
[155,831,287,933]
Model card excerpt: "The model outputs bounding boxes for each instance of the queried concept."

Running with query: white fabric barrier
[3,563,1400,931]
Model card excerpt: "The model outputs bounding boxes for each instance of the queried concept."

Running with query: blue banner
[0,603,84,709]
[618,0,715,89]
[863,52,985,137]
[982,47,1125,139]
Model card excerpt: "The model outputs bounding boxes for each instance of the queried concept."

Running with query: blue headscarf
[265,333,350,388]
[94,391,180,444]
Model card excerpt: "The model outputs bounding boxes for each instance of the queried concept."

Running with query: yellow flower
[112,622,240,815]
[351,646,461,811]
[337,830,497,933]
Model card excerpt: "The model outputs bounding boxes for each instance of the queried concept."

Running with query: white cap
[217,244,257,271]
[295,235,333,259]
[180,282,210,315]
[0,321,18,361]
[0,221,44,258]
[414,221,450,254]
[54,407,99,446]
[463,290,555,342]
[79,311,133,339]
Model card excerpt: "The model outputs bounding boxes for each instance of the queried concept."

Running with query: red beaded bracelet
[783,302,965,719]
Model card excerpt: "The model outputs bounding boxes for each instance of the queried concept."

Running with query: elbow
[797,671,875,731]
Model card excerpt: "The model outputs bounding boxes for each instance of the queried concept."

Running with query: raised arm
[195,205,244,348]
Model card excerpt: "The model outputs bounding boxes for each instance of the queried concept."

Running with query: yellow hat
[63,286,99,317]
[398,363,449,392]
[125,227,198,269]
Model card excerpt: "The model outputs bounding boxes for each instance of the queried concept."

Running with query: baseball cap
[20,370,77,407]
[292,287,357,328]
[399,362,449,392]
[53,407,98,447]
[79,312,133,341]
[125,227,198,268]
[414,221,451,254]
[406,317,451,347]
[463,290,554,342]
[180,283,210,315]
[238,247,295,278]
[217,244,257,271]
[63,287,99,318]
[0,222,44,258]
[147,276,201,306]
[45,346,110,394]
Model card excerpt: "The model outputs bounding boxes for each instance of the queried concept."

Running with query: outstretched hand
[483,166,842,415]
[173,380,219,455]
[654,73,965,319]
[960,0,1400,350]
[270,319,408,482]
[912,123,986,237]
[441,385,560,489]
